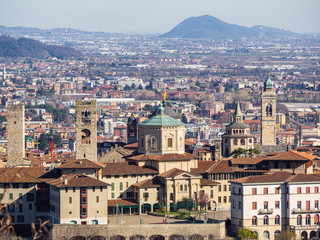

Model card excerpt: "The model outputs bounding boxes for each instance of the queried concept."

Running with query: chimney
[64,178,68,185]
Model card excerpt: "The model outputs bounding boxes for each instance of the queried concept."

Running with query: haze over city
[1,0,320,34]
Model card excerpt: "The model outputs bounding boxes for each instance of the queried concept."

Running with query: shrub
[236,228,257,240]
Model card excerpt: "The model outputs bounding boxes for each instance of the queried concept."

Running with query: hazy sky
[1,0,320,34]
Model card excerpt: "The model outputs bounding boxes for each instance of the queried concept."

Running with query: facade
[261,76,277,146]
[76,100,97,162]
[222,102,254,156]
[7,104,25,167]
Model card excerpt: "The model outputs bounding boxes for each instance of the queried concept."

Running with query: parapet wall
[53,223,225,240]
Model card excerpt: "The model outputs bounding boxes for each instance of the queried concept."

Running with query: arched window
[81,129,91,144]
[264,216,269,225]
[241,139,245,145]
[275,215,280,225]
[315,214,319,225]
[233,139,238,145]
[141,136,144,148]
[263,231,270,240]
[252,216,257,226]
[297,215,302,225]
[306,214,311,225]
[249,139,253,144]
[274,231,280,237]
[266,104,272,116]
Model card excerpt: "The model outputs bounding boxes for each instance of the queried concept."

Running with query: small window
[252,216,257,226]
[69,197,72,204]
[275,187,279,194]
[167,138,173,148]
[315,187,319,193]
[252,202,257,210]
[275,201,280,209]
[297,187,301,194]
[264,188,268,194]
[252,188,257,195]
[306,187,310,193]
[96,196,99,203]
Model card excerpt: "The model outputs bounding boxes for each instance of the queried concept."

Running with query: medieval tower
[127,115,137,144]
[7,104,25,166]
[261,75,277,146]
[76,99,97,161]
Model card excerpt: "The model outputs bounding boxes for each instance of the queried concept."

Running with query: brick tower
[76,100,97,161]
[7,104,25,166]
[261,75,277,146]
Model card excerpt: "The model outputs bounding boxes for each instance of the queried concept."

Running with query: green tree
[232,148,248,158]
[275,230,295,240]
[236,228,257,240]
[38,133,62,153]
[247,148,261,157]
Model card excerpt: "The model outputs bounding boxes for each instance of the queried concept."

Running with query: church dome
[264,76,274,89]
[149,102,180,120]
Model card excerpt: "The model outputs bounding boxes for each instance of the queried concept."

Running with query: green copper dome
[264,75,274,89]
[138,103,184,127]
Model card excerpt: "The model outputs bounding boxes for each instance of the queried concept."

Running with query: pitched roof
[287,174,320,183]
[265,150,315,161]
[207,160,233,174]
[102,162,158,176]
[127,153,198,162]
[57,159,105,169]
[132,178,163,188]
[0,168,40,183]
[108,199,138,207]
[190,161,216,174]
[158,168,200,178]
[47,174,109,187]
[200,178,219,186]
[231,157,265,165]
[230,171,293,184]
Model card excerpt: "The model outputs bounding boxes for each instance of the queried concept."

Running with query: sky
[1,0,320,34]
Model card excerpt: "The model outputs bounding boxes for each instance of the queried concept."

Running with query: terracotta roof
[190,161,216,174]
[231,157,265,165]
[200,178,219,186]
[207,160,233,174]
[102,162,158,176]
[158,168,200,178]
[265,150,315,161]
[57,159,105,169]
[108,199,138,207]
[123,142,138,149]
[230,171,293,184]
[127,153,198,162]
[287,174,320,183]
[185,139,196,146]
[47,174,109,187]
[0,168,40,183]
[132,178,163,188]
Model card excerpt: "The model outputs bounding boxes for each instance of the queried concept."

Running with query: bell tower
[76,99,97,161]
[261,75,277,146]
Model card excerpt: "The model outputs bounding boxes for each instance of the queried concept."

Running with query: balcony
[292,208,320,214]
[258,208,273,214]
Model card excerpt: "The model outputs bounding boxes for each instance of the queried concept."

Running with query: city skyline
[1,0,320,34]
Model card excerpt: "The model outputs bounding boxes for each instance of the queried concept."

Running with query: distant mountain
[0,36,81,58]
[161,15,296,39]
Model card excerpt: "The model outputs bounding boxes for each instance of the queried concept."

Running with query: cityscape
[1,1,320,240]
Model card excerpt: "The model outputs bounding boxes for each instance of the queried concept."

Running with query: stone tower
[7,104,25,166]
[214,138,222,161]
[76,100,97,161]
[261,75,277,146]
[127,115,137,144]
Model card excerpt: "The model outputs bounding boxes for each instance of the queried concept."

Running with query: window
[19,193,22,199]
[232,201,235,209]
[252,202,257,210]
[144,192,149,201]
[264,201,268,210]
[96,196,99,203]
[297,187,301,194]
[19,204,22,213]
[218,197,221,203]
[252,216,257,226]
[218,185,221,192]
[315,214,319,225]
[315,187,319,193]
[306,201,310,211]
[306,214,311,225]
[27,193,34,202]
[316,200,319,209]
[120,182,123,191]
[93,187,95,192]
[9,193,13,200]
[297,201,301,209]
[297,215,302,225]
[275,187,279,194]
[275,215,280,225]
[275,201,280,209]
[264,216,269,225]
[69,197,72,204]
[111,193,114,199]
[210,190,213,198]
[29,204,32,210]
[306,187,310,193]
[223,185,227,191]
[239,201,242,209]
[223,196,227,203]
[180,185,183,191]
[239,188,242,195]
[17,215,24,223]
[263,231,270,240]
[264,188,268,194]
[111,183,114,191]
[167,138,173,148]
[286,162,290,169]
[252,188,257,195]
[126,182,129,188]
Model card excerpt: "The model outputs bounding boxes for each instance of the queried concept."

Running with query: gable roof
[190,161,216,174]
[231,156,265,165]
[132,178,163,188]
[230,171,293,184]
[47,174,109,187]
[127,153,198,162]
[0,168,40,183]
[158,168,200,178]
[265,150,315,161]
[57,159,105,169]
[200,178,219,186]
[102,162,158,176]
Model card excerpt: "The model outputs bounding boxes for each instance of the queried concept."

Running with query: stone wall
[52,222,226,240]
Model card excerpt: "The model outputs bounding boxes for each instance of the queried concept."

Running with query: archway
[310,231,317,239]
[274,231,280,238]
[70,237,86,240]
[111,236,126,240]
[90,236,105,240]
[169,235,184,240]
[263,231,269,240]
[301,231,308,240]
[153,203,160,212]
[189,234,204,240]
[149,235,165,240]
[141,203,151,213]
[130,236,145,240]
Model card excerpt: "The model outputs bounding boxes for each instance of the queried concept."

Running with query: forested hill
[0,36,81,58]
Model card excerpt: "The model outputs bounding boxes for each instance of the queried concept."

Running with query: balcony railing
[258,208,273,214]
[292,208,320,214]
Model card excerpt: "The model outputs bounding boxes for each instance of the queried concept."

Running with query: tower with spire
[261,74,277,146]
[222,102,254,156]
